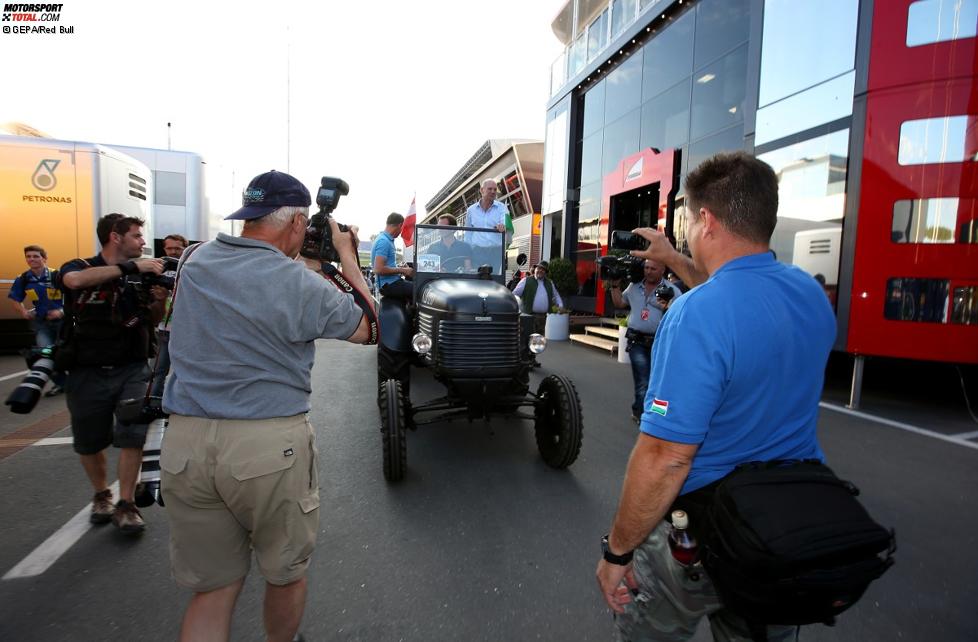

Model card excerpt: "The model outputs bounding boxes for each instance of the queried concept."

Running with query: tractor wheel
[378,344,411,398]
[534,375,583,469]
[378,378,407,482]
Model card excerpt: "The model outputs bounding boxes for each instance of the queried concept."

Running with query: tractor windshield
[413,224,506,276]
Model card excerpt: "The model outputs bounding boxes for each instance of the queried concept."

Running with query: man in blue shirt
[8,245,66,394]
[465,179,508,272]
[371,212,414,300]
[595,152,836,641]
[8,244,65,349]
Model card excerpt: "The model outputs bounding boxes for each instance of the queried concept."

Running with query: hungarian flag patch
[649,398,669,416]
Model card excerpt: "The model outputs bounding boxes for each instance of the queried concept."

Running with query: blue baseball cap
[225,170,311,220]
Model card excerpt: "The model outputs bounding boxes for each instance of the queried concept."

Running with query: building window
[951,286,978,325]
[907,0,978,47]
[898,115,977,165]
[611,0,638,37]
[758,129,849,275]
[581,132,604,188]
[602,108,641,176]
[884,278,950,323]
[570,33,587,76]
[758,0,858,108]
[583,79,606,138]
[543,99,570,215]
[587,9,609,62]
[604,52,644,124]
[755,72,855,147]
[688,125,745,176]
[579,181,602,221]
[642,9,694,102]
[690,45,747,141]
[154,170,186,207]
[693,0,750,69]
[891,198,978,243]
[640,79,691,152]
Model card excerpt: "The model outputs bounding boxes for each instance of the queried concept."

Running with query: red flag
[402,195,417,247]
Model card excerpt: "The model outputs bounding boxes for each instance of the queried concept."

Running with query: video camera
[597,255,645,284]
[597,230,649,283]
[300,177,351,263]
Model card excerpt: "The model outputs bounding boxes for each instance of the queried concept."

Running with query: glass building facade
[543,0,860,308]
[543,0,978,363]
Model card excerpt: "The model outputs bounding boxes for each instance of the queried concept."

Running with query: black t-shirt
[59,255,155,366]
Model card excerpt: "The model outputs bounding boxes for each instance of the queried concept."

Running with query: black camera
[5,346,57,414]
[117,395,167,426]
[654,282,676,302]
[610,230,649,251]
[300,177,351,263]
[597,255,645,284]
[141,256,179,289]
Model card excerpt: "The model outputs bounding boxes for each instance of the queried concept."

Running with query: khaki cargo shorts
[160,413,321,592]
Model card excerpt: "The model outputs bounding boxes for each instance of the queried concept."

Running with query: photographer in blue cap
[161,170,375,642]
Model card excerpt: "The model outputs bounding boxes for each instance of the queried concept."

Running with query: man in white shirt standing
[513,262,563,367]
[465,179,508,272]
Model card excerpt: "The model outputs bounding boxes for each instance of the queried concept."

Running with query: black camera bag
[625,327,653,348]
[700,460,895,635]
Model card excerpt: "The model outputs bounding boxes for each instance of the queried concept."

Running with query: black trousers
[380,279,413,301]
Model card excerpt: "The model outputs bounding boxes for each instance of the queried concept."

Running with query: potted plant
[544,257,576,341]
[545,304,571,340]
[617,316,630,364]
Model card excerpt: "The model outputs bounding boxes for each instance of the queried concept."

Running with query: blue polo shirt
[8,268,63,318]
[640,252,836,495]
[371,231,400,288]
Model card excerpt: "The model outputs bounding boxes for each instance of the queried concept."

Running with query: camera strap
[145,242,206,402]
[319,262,379,346]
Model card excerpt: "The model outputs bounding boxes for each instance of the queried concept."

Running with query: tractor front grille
[436,320,520,370]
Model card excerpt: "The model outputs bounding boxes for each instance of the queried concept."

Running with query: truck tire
[534,375,583,469]
[379,378,407,482]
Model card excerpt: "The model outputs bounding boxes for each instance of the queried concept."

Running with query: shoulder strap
[162,242,205,327]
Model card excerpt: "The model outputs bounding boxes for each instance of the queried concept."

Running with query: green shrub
[547,257,577,302]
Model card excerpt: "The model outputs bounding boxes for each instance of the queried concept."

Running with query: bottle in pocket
[668,509,698,565]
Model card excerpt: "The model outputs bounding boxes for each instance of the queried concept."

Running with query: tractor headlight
[529,333,547,354]
[411,332,432,354]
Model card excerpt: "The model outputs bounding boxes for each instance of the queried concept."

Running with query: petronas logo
[32,159,60,191]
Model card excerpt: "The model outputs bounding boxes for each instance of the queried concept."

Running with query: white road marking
[33,437,74,446]
[0,370,29,383]
[2,481,120,580]
[950,429,978,440]
[819,402,978,451]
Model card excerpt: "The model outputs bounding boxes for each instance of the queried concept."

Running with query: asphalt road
[0,341,976,641]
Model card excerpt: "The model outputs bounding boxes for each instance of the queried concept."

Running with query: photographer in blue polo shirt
[596,152,836,641]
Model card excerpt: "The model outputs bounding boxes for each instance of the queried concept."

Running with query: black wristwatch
[601,534,634,565]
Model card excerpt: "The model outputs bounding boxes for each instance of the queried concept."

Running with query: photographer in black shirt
[60,213,164,534]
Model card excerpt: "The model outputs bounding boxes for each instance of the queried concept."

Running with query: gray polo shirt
[163,233,363,419]
[622,279,682,335]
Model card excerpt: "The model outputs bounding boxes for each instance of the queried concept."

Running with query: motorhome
[0,135,153,349]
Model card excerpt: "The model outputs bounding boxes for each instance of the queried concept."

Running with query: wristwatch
[601,534,634,565]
